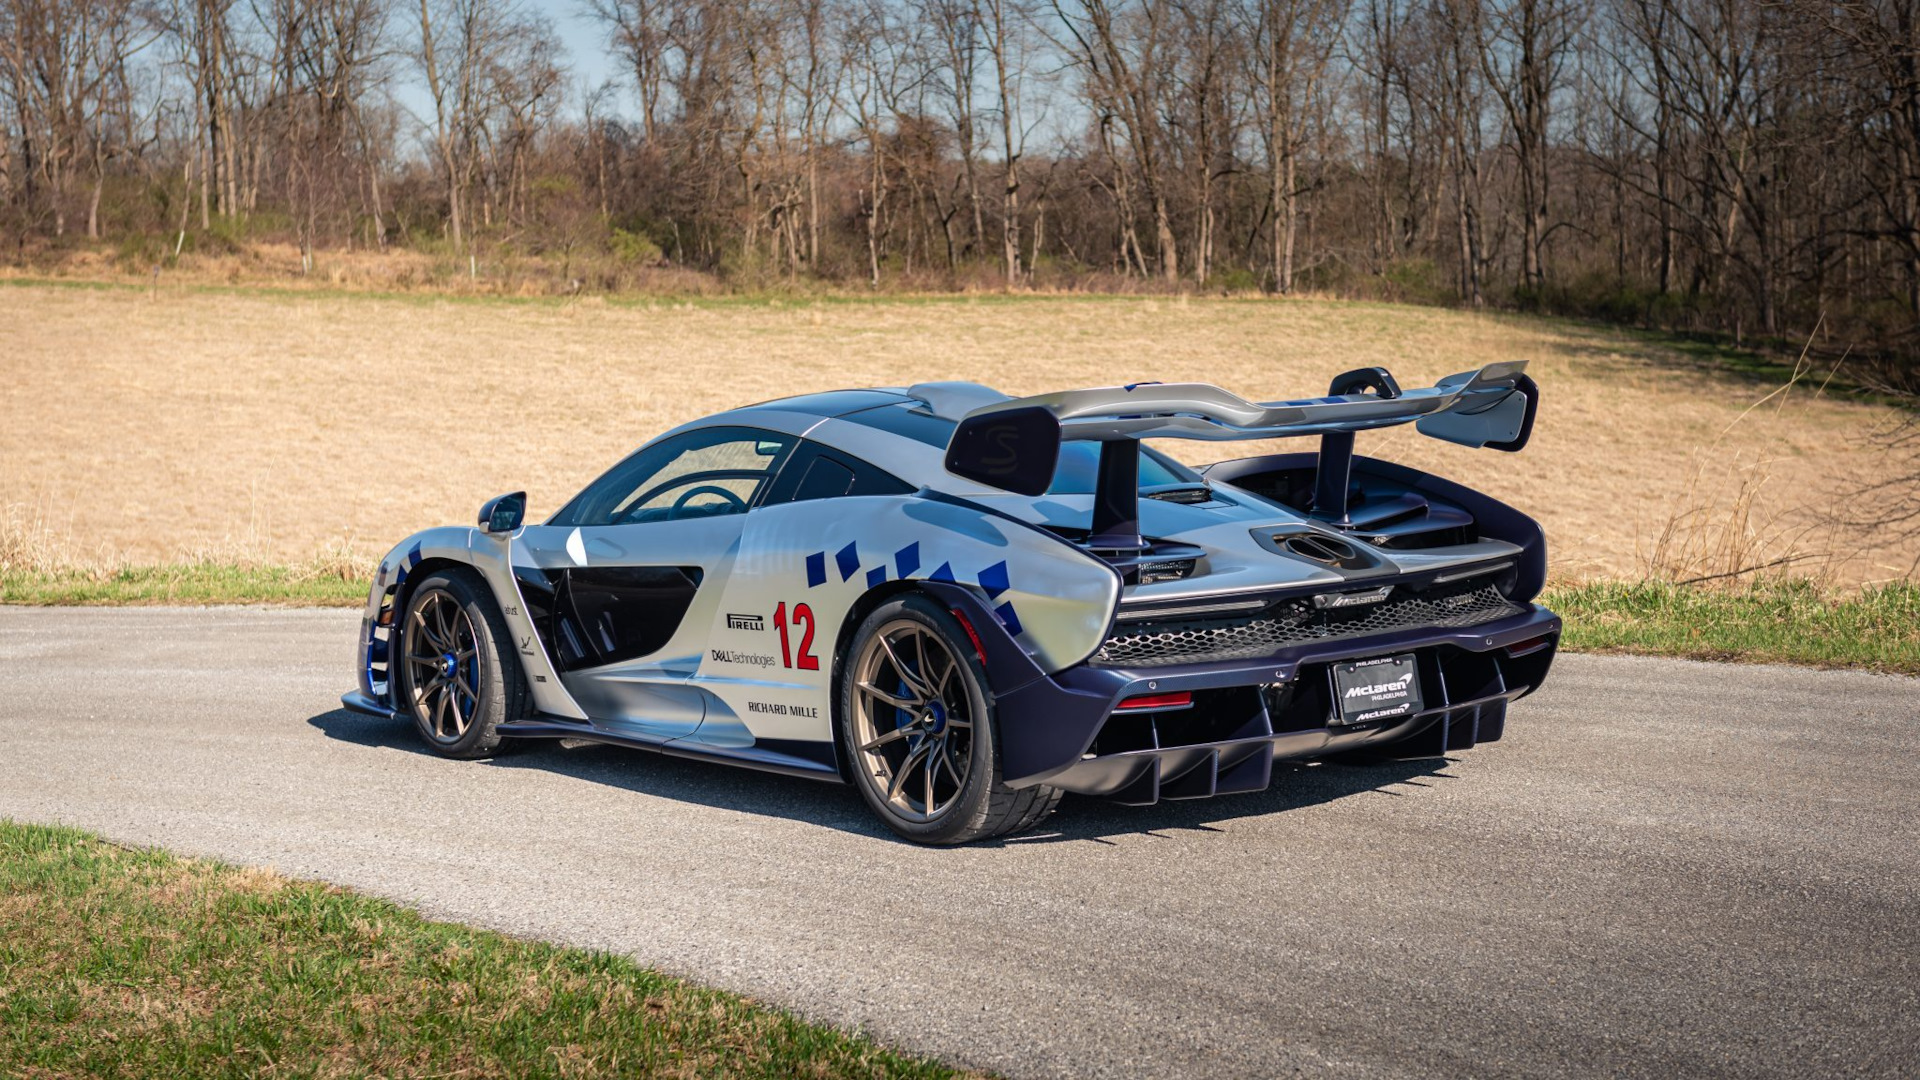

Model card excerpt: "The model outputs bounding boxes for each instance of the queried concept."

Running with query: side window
[847,457,915,496]
[552,427,794,526]
[764,442,915,506]
[793,457,857,502]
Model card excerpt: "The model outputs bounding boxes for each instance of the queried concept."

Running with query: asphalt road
[1,606,1915,1078]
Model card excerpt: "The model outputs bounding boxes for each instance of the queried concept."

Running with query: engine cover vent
[1285,533,1360,565]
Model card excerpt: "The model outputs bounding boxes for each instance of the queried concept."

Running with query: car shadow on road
[307,707,1457,845]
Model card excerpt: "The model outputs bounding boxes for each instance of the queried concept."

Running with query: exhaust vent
[1252,527,1382,570]
[1284,533,1360,565]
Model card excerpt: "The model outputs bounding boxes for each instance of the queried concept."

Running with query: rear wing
[944,363,1538,549]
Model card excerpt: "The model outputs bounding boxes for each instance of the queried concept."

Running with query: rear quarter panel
[688,493,1123,747]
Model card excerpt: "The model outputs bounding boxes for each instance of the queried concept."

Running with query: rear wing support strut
[1090,440,1142,549]
[1310,367,1404,526]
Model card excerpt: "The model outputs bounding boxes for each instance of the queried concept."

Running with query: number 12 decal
[773,601,819,670]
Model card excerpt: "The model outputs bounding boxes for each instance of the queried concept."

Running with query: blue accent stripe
[929,561,956,583]
[866,565,887,589]
[894,541,921,579]
[836,542,861,582]
[978,560,1011,599]
[995,601,1023,636]
[805,551,827,588]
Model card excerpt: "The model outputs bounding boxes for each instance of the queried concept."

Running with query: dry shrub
[1639,451,1832,586]
[0,502,95,574]
[1639,331,1843,587]
[291,538,376,584]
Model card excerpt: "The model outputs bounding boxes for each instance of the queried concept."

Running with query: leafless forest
[2,1,1919,365]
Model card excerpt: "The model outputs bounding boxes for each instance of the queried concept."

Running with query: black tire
[837,593,1063,845]
[392,567,527,760]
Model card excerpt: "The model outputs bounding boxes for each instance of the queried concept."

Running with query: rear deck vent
[1284,534,1360,565]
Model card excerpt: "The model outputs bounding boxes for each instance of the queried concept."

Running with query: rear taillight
[949,608,987,663]
[1506,634,1554,656]
[1115,691,1193,711]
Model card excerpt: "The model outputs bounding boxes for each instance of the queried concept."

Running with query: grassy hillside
[2,279,1909,584]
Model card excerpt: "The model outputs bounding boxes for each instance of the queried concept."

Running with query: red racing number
[773,601,819,671]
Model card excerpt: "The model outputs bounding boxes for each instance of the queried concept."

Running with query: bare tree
[1053,0,1182,279]
[1479,0,1570,296]
[1247,0,1348,292]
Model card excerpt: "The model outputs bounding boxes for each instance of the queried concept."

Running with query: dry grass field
[2,279,1913,585]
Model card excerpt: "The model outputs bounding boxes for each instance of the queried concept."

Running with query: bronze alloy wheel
[838,594,1064,844]
[848,617,977,824]
[402,586,481,744]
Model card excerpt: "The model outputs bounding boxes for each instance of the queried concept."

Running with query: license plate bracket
[1330,654,1423,726]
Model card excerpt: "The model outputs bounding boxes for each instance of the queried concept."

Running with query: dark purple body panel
[927,577,1560,803]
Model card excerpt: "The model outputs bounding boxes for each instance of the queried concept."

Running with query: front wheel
[393,568,526,759]
[837,593,1061,845]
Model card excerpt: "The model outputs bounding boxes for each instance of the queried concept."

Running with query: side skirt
[495,717,844,783]
[344,690,840,782]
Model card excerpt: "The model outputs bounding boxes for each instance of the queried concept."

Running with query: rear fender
[694,492,1123,750]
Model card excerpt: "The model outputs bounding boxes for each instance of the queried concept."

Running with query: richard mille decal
[747,700,821,718]
[710,648,778,668]
[726,613,766,631]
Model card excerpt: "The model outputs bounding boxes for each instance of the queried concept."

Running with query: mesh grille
[1096,582,1523,667]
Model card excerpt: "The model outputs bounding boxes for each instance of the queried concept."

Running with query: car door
[511,425,797,743]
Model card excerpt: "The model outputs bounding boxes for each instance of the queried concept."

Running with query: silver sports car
[343,364,1560,844]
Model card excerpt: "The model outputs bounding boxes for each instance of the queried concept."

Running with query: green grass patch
[1543,579,1920,675]
[0,819,973,1080]
[0,563,368,606]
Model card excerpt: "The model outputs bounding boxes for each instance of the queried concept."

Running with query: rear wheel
[838,594,1061,844]
[394,568,525,759]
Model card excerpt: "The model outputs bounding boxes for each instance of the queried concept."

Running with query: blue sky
[548,4,623,99]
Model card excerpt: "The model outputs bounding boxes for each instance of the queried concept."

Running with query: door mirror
[479,491,527,533]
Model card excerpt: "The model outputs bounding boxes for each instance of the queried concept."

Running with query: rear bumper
[931,581,1560,805]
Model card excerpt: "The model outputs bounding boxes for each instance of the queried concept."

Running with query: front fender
[355,526,586,720]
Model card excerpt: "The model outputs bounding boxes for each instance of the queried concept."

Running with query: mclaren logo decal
[1342,671,1416,699]
[1313,585,1394,609]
